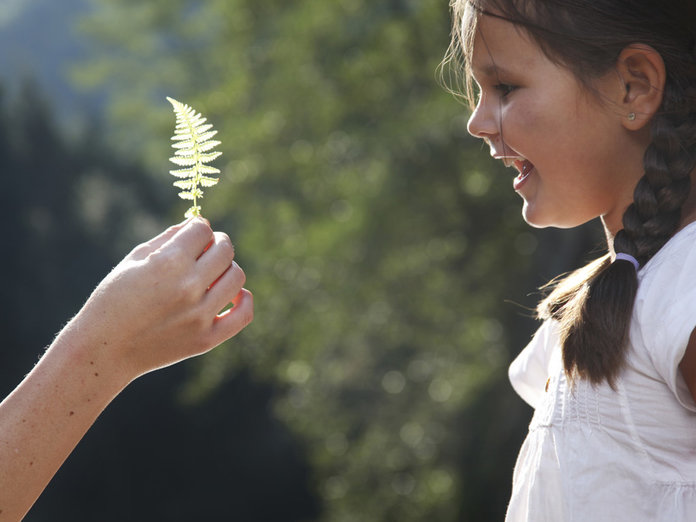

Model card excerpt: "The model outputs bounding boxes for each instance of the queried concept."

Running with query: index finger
[163,218,215,260]
[127,219,191,261]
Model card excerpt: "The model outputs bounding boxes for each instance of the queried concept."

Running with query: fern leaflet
[167,97,222,218]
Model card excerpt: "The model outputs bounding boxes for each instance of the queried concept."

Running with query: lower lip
[513,164,534,191]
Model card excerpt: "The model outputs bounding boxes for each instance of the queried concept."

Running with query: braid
[559,71,696,386]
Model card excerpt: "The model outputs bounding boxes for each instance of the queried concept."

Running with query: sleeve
[635,235,696,412]
[508,320,560,409]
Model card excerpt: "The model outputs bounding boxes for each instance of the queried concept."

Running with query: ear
[615,44,666,130]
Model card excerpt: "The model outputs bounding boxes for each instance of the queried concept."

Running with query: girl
[446,0,696,520]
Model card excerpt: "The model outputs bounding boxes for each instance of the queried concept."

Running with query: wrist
[49,315,135,401]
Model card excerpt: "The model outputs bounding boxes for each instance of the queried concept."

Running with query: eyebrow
[472,63,514,79]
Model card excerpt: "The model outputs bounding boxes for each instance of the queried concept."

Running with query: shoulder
[637,221,696,294]
[632,222,696,410]
[634,221,696,321]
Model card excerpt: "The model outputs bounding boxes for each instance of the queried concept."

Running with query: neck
[602,167,696,259]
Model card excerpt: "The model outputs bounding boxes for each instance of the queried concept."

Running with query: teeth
[521,161,532,176]
[512,159,526,174]
[496,155,532,176]
[511,160,534,183]
[499,157,523,169]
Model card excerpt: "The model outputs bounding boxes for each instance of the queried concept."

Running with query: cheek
[501,96,549,140]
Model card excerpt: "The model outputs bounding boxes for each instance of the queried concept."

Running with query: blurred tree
[73,0,603,520]
[0,79,158,395]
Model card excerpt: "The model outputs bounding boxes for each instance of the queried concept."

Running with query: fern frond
[170,167,196,178]
[167,97,222,218]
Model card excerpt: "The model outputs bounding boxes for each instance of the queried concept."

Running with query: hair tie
[614,252,640,271]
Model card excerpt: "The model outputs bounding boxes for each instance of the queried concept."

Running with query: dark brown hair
[444,0,696,385]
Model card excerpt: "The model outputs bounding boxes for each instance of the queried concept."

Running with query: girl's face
[466,13,648,233]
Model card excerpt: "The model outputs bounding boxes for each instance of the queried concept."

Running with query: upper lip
[492,152,528,173]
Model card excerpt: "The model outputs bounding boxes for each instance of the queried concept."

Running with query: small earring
[628,112,636,121]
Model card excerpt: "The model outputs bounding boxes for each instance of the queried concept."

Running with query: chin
[521,203,550,228]
[521,204,583,230]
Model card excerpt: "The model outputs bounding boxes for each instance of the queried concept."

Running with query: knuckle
[149,246,181,274]
[190,217,212,234]
[128,244,148,259]
[215,233,235,259]
[189,219,214,244]
[233,263,246,287]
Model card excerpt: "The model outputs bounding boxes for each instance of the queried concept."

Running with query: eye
[494,83,517,98]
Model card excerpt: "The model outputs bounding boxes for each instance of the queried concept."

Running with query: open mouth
[512,159,534,189]
[498,156,535,190]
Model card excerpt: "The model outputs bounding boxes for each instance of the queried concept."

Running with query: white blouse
[506,222,696,521]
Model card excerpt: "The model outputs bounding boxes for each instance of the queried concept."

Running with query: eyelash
[494,84,516,97]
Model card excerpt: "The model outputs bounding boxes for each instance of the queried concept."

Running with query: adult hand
[65,217,254,383]
[0,218,252,521]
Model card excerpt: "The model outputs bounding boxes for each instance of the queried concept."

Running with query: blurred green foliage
[63,0,601,520]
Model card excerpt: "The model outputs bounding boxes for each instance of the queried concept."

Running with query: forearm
[0,322,129,521]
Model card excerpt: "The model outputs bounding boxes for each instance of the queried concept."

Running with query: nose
[466,95,498,141]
